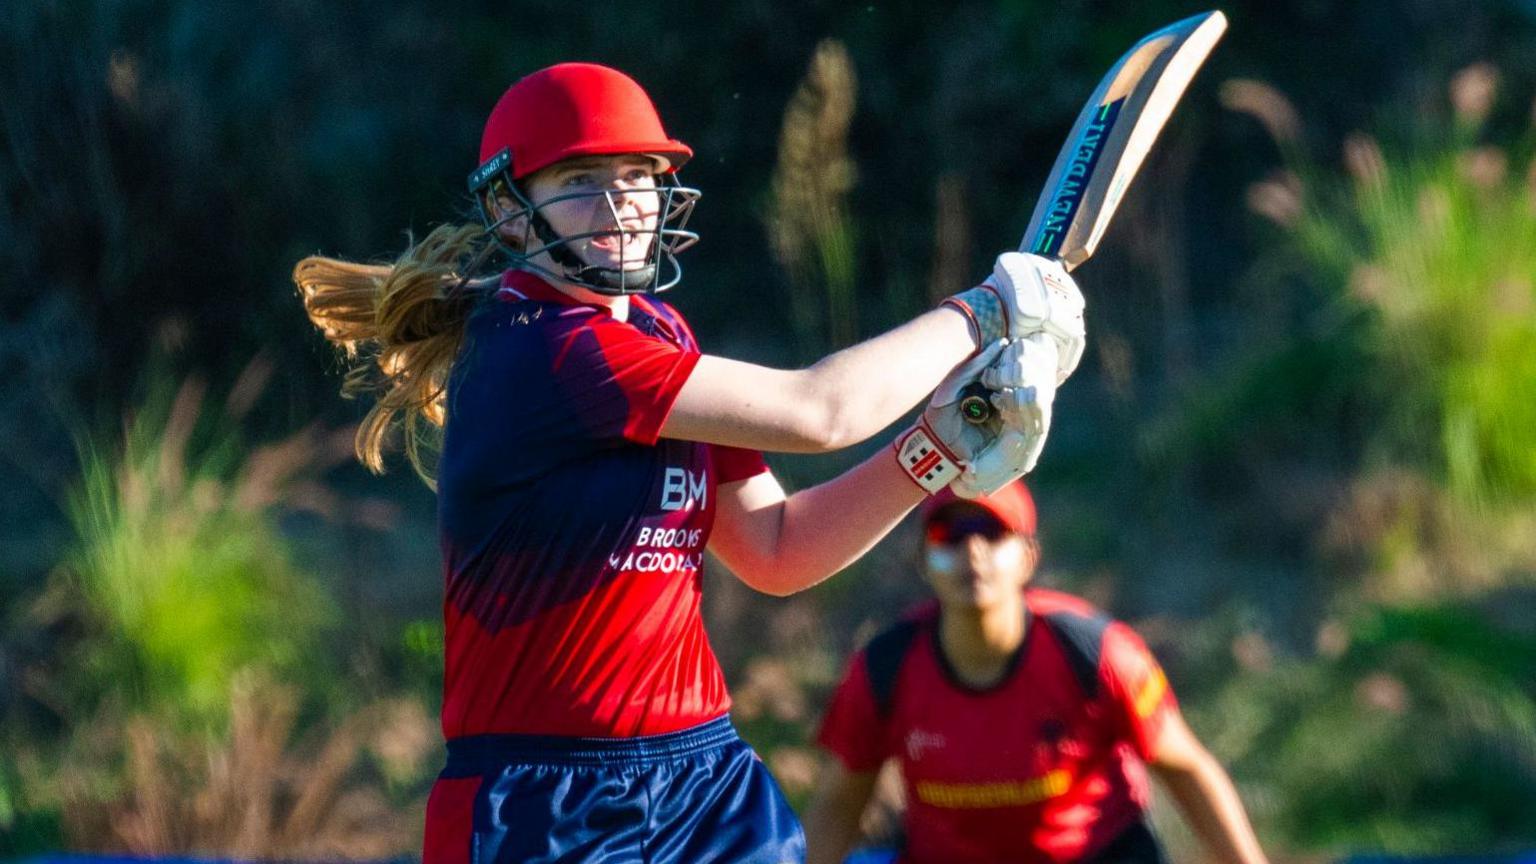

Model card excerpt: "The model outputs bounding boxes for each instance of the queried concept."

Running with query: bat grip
[958,382,993,425]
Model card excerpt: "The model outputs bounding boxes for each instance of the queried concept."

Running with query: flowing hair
[294,223,494,487]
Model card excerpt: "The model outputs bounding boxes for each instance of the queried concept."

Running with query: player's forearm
[1156,755,1269,864]
[732,450,925,596]
[664,306,975,453]
[795,305,976,448]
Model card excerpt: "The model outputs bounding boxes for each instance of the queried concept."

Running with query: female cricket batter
[806,481,1270,864]
[294,62,1082,864]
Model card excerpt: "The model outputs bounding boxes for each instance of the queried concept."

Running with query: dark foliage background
[3,1,1536,858]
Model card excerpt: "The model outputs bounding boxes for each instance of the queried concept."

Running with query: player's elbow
[735,562,830,597]
[715,545,807,597]
[786,381,866,453]
[821,399,875,451]
[1149,739,1217,780]
[737,571,809,598]
[754,582,803,599]
[796,408,861,453]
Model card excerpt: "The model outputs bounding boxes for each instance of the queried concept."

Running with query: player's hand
[987,252,1084,383]
[892,340,1007,494]
[943,252,1085,384]
[981,333,1058,437]
[950,334,1059,498]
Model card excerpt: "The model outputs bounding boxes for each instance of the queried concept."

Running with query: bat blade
[1022,10,1227,270]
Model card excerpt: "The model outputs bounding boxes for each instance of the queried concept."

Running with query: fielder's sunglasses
[925,514,1010,546]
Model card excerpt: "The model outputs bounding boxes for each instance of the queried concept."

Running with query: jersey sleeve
[548,311,701,446]
[816,653,890,773]
[712,445,769,485]
[1099,622,1180,761]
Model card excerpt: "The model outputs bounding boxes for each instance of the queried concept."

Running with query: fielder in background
[806,481,1270,864]
[294,62,1080,864]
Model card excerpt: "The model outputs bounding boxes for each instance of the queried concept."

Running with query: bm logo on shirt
[660,467,708,512]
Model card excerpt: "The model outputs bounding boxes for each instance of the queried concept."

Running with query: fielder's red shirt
[434,269,767,738]
[817,590,1178,864]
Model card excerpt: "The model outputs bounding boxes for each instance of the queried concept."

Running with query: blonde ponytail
[294,223,492,487]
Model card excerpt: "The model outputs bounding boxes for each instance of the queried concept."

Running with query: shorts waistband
[442,714,739,774]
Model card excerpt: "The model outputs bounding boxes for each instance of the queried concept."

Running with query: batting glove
[951,334,1059,498]
[893,340,1007,493]
[942,252,1085,384]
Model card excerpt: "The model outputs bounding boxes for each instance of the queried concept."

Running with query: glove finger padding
[932,339,1007,408]
[954,394,1052,497]
[980,335,1058,435]
[950,335,1059,498]
[951,430,1038,499]
[925,339,1008,461]
[894,341,1007,494]
[986,252,1085,384]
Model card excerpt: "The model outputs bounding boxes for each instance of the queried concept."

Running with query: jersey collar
[497,269,682,342]
[501,268,648,323]
[498,269,585,305]
[931,604,1033,695]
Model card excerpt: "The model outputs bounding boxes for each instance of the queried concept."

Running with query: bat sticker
[1030,98,1125,259]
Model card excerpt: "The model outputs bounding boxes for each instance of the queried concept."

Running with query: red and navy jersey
[817,590,1178,864]
[435,270,768,739]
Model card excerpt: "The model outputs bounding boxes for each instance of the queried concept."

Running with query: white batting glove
[893,340,1007,493]
[951,334,1059,498]
[981,333,1059,436]
[942,252,1085,384]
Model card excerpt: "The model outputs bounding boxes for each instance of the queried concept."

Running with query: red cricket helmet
[467,63,702,296]
[477,63,693,180]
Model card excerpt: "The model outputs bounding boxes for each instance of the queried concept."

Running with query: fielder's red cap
[920,479,1037,537]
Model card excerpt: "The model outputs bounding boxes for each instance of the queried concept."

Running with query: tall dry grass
[768,39,860,356]
[927,173,972,305]
[1216,65,1536,601]
[50,674,429,858]
[9,355,435,855]
[54,360,349,719]
[1158,65,1536,855]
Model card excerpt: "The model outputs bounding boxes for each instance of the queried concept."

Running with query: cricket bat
[960,10,1227,423]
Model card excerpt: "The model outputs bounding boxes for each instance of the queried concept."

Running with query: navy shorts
[423,715,806,864]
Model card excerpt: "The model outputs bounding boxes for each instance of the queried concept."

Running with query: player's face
[520,155,663,271]
[923,509,1034,611]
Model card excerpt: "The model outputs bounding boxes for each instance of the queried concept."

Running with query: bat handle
[958,382,993,425]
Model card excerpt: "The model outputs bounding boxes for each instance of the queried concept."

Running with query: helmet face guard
[469,147,700,295]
